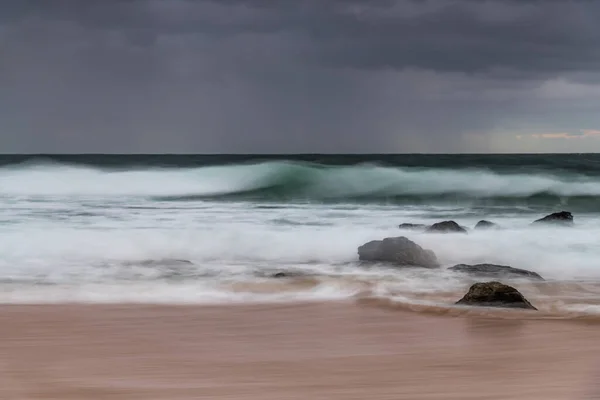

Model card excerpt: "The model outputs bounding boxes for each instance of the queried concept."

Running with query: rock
[474,220,498,230]
[357,236,439,268]
[398,223,427,230]
[271,271,308,278]
[532,211,573,226]
[128,258,193,267]
[448,264,544,280]
[426,220,468,234]
[456,281,537,310]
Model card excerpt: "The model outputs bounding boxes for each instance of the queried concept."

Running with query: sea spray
[2,161,600,211]
[0,155,600,316]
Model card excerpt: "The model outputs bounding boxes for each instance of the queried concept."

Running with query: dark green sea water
[2,153,600,173]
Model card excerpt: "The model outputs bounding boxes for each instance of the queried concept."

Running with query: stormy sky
[1,0,600,153]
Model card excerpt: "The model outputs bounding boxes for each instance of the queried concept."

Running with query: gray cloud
[1,0,599,153]
[9,0,599,75]
[313,1,600,76]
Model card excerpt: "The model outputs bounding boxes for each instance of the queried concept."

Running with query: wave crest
[1,161,600,208]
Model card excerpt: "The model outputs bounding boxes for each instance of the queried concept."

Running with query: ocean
[1,154,600,316]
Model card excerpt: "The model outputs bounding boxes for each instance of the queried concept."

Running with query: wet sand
[0,302,599,399]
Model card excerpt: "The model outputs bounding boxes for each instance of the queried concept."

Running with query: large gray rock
[456,281,537,310]
[357,236,439,268]
[449,263,544,281]
[532,211,573,226]
[426,220,468,234]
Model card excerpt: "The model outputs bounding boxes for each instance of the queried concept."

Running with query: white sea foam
[1,161,600,199]
[0,161,600,313]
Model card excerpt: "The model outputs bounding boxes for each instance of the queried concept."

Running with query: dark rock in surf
[167,259,194,265]
[532,211,573,226]
[449,263,544,281]
[426,221,468,234]
[474,220,499,230]
[271,271,308,279]
[127,259,193,267]
[398,223,427,230]
[357,236,439,268]
[456,281,537,310]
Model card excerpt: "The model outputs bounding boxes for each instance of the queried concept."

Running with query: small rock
[456,281,537,310]
[426,221,468,234]
[532,211,573,225]
[398,223,427,230]
[269,271,310,279]
[128,259,193,267]
[357,236,439,268]
[448,264,544,280]
[474,220,498,230]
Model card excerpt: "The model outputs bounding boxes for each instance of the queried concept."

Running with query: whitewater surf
[2,158,600,209]
[0,154,599,319]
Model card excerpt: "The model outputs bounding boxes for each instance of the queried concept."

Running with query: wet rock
[398,223,427,230]
[456,281,537,310]
[127,259,193,267]
[532,211,573,226]
[166,259,194,265]
[474,220,498,230]
[357,236,439,268]
[271,271,308,279]
[449,264,544,281]
[426,221,468,234]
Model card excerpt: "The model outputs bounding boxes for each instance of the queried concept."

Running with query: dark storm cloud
[6,0,599,75]
[319,2,600,77]
[0,0,599,153]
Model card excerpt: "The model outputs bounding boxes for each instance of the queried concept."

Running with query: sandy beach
[0,302,599,399]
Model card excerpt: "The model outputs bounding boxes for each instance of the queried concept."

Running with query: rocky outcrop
[474,220,498,230]
[357,236,439,268]
[456,281,537,310]
[398,223,427,230]
[532,211,573,226]
[448,264,544,280]
[426,221,468,234]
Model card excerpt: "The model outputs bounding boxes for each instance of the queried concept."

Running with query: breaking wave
[3,160,600,210]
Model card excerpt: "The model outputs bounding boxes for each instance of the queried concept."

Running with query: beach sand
[0,301,599,399]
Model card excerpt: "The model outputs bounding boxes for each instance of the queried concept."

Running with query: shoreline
[1,301,600,399]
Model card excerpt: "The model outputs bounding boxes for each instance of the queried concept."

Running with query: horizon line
[0,152,596,156]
